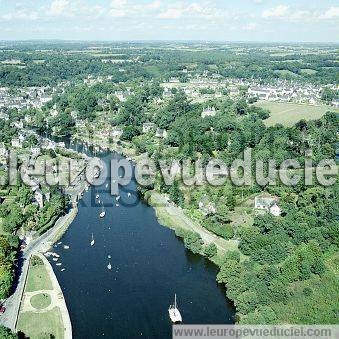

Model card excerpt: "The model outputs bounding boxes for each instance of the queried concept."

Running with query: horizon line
[0,39,339,45]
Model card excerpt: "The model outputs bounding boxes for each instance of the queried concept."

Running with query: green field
[30,293,52,310]
[17,308,64,339]
[255,101,337,127]
[17,256,64,339]
[25,260,53,292]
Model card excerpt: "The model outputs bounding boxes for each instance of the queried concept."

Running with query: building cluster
[0,86,53,111]
[247,80,326,105]
[162,76,337,106]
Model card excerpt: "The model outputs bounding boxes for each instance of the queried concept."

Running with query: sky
[0,0,338,42]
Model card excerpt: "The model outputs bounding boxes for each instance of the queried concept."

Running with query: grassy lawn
[25,257,53,293]
[17,256,64,338]
[30,293,52,310]
[17,308,64,339]
[254,101,338,127]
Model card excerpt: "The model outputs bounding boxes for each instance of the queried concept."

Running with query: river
[49,143,235,338]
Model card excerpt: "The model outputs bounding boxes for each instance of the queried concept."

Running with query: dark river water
[49,143,235,338]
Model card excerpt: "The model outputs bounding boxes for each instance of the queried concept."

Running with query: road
[150,192,239,254]
[0,208,77,332]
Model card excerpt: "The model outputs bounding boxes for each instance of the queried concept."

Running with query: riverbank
[0,205,79,334]
[17,253,72,338]
[146,191,241,264]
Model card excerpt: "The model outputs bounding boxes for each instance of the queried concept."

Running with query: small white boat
[105,183,108,188]
[107,262,112,270]
[61,268,65,272]
[98,200,101,204]
[56,263,62,266]
[91,233,95,246]
[100,204,106,218]
[96,194,100,199]
[127,193,131,197]
[169,294,182,323]
[116,196,120,201]
[63,245,70,250]
[85,186,89,192]
[108,255,111,259]
[115,204,119,207]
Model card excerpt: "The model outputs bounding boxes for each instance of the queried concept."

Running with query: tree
[183,231,204,254]
[0,326,18,339]
[204,243,217,258]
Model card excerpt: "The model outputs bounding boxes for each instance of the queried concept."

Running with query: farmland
[254,101,338,127]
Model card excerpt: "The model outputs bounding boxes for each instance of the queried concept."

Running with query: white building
[155,128,167,138]
[198,195,217,216]
[201,106,216,118]
[34,188,44,209]
[254,195,281,216]
[31,147,41,157]
[270,203,282,217]
[112,127,124,140]
[143,123,156,133]
[331,99,339,108]
[11,138,22,148]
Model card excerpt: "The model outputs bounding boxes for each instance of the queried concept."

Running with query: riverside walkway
[0,208,77,334]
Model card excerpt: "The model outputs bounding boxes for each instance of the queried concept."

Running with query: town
[0,39,338,339]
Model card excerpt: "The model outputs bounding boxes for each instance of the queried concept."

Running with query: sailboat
[99,203,106,218]
[107,261,112,270]
[90,233,95,246]
[168,294,182,323]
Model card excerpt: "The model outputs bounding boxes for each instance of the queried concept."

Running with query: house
[0,143,8,158]
[155,128,167,138]
[50,108,59,117]
[0,113,9,121]
[270,203,282,217]
[115,90,130,102]
[163,87,172,98]
[201,106,216,118]
[70,111,78,119]
[143,123,156,133]
[198,195,217,216]
[309,97,317,105]
[254,195,281,216]
[111,127,124,140]
[11,138,22,148]
[33,188,44,209]
[24,115,32,123]
[14,120,24,129]
[248,87,272,101]
[331,99,339,108]
[31,147,41,157]
[169,77,180,83]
